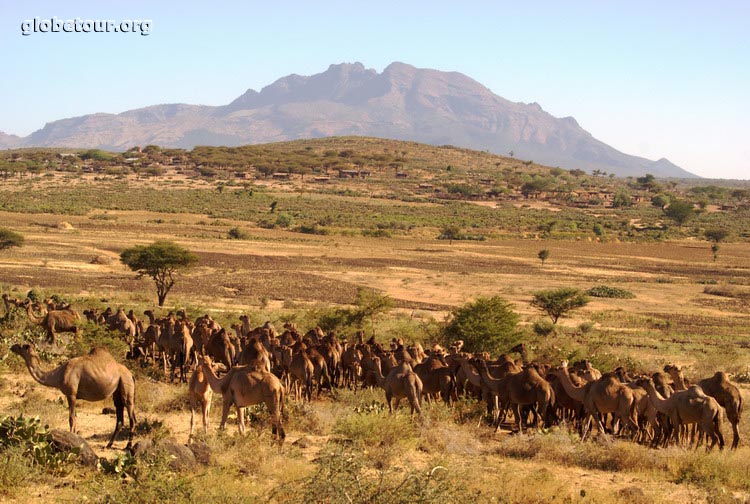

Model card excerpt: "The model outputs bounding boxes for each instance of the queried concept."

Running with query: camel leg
[732,421,740,450]
[189,399,196,442]
[203,398,211,435]
[237,404,245,435]
[67,396,77,434]
[107,391,124,449]
[220,398,232,430]
[394,397,402,412]
[386,391,393,414]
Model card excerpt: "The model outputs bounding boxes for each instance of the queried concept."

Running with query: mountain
[7,62,697,178]
[0,131,23,149]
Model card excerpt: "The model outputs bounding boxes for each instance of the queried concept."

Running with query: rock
[292,436,312,449]
[49,429,98,467]
[57,221,74,230]
[618,486,647,504]
[188,441,212,465]
[132,438,197,471]
[102,407,116,415]
[90,255,112,265]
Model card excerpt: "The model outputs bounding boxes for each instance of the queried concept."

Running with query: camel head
[663,364,680,373]
[10,343,37,361]
[561,360,569,369]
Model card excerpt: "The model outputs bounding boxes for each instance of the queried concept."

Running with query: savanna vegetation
[1,137,749,503]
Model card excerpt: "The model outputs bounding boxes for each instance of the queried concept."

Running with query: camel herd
[2,295,744,452]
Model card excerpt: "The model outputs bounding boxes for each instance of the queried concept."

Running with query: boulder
[131,438,197,471]
[49,429,98,467]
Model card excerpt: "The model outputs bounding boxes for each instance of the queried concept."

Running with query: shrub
[533,319,556,336]
[227,227,250,240]
[0,229,24,250]
[442,296,520,354]
[586,285,635,299]
[531,288,589,323]
[0,415,78,472]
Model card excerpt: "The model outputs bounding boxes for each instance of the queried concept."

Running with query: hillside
[7,63,695,178]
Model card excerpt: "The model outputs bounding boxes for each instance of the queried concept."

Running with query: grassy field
[1,141,750,503]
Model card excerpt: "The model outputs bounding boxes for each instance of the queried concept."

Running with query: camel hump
[714,371,729,382]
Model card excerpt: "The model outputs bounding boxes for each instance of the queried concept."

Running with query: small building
[313,176,330,183]
[338,169,360,178]
[395,172,408,178]
[272,172,291,180]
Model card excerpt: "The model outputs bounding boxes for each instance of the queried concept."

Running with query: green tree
[705,228,729,262]
[651,193,670,210]
[612,189,632,208]
[352,287,394,335]
[531,288,589,324]
[438,225,462,244]
[442,296,520,354]
[664,199,694,226]
[120,241,198,306]
[0,228,24,250]
[538,249,550,266]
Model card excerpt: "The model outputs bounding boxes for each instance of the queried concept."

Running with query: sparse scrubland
[1,138,750,503]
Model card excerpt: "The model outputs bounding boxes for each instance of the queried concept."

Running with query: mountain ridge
[2,62,696,178]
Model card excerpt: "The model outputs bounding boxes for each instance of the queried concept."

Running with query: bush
[0,415,78,472]
[586,285,635,299]
[0,229,24,250]
[533,319,555,336]
[442,296,520,354]
[227,227,251,240]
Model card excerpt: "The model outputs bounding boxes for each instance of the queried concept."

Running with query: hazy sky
[1,1,748,178]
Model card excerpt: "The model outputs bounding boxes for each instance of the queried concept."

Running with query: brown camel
[473,359,554,433]
[551,361,638,440]
[200,357,285,444]
[372,356,423,415]
[665,364,742,449]
[638,377,724,450]
[203,328,236,371]
[413,355,455,405]
[10,344,136,449]
[23,299,80,344]
[188,357,213,442]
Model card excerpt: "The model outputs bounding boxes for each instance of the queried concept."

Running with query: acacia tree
[664,199,694,227]
[531,288,589,324]
[0,228,24,250]
[538,249,550,266]
[120,241,198,306]
[705,228,729,262]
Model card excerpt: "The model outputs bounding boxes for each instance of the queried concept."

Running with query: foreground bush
[442,296,519,353]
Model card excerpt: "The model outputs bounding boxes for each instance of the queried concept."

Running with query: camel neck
[643,383,670,413]
[201,363,228,393]
[25,355,58,388]
[556,368,586,402]
[25,305,44,325]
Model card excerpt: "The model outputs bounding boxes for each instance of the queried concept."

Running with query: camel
[371,357,423,415]
[413,355,455,405]
[23,299,81,344]
[203,328,236,371]
[638,377,724,451]
[2,293,24,320]
[283,344,315,401]
[551,361,638,440]
[188,357,213,442]
[473,359,555,433]
[698,372,743,449]
[509,343,530,366]
[200,357,285,444]
[665,365,742,449]
[237,337,271,372]
[10,344,136,449]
